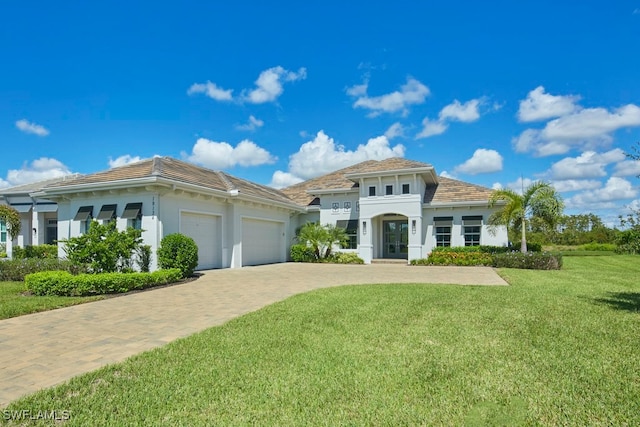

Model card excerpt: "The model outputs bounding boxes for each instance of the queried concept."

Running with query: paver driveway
[0,263,507,407]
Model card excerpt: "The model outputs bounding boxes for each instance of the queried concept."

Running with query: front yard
[2,256,639,425]
[0,281,104,320]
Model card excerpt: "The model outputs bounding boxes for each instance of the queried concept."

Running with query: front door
[383,220,409,259]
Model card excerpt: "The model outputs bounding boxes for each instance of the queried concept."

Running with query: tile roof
[281,158,433,205]
[44,157,296,206]
[282,157,494,206]
[424,176,494,203]
[0,175,82,195]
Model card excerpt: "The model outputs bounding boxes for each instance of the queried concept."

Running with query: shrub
[328,252,365,264]
[290,243,315,262]
[492,252,563,270]
[413,251,494,266]
[25,269,183,296]
[580,242,616,251]
[157,234,199,277]
[431,246,510,254]
[12,244,58,259]
[0,258,88,281]
[62,221,144,273]
[511,241,542,252]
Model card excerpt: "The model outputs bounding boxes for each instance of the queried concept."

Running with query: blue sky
[2,1,640,225]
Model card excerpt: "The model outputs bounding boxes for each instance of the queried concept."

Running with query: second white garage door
[180,212,221,270]
[242,218,284,266]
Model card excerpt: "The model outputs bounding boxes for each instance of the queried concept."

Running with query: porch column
[408,216,423,262]
[358,217,373,264]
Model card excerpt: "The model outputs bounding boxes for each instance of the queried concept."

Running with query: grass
[2,256,640,425]
[0,282,104,320]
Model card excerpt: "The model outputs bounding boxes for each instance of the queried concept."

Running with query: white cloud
[551,179,602,193]
[269,170,304,189]
[108,155,145,168]
[567,177,638,207]
[514,104,640,156]
[187,81,233,101]
[243,66,307,104]
[384,122,405,139]
[349,77,430,116]
[184,138,276,169]
[416,117,448,139]
[453,149,503,175]
[2,157,72,187]
[547,149,626,180]
[613,159,640,177]
[518,86,580,122]
[416,97,484,139]
[271,130,405,185]
[439,99,482,123]
[440,170,456,179]
[15,119,50,136]
[235,115,264,131]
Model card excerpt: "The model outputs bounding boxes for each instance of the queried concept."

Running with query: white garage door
[242,218,284,266]
[180,212,220,270]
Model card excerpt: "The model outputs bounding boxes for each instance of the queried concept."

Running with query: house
[0,176,78,257]
[0,156,507,268]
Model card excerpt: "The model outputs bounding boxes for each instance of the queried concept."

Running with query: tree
[297,222,349,259]
[488,181,564,253]
[615,209,640,254]
[0,205,21,240]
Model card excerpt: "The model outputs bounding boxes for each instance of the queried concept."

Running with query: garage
[242,218,285,266]
[180,212,221,270]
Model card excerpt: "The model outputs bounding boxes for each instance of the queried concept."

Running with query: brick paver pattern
[0,263,507,406]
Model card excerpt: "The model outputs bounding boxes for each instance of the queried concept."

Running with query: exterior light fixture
[362,221,367,235]
[412,220,416,234]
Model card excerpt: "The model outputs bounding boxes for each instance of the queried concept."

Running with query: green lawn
[0,282,104,320]
[3,256,640,425]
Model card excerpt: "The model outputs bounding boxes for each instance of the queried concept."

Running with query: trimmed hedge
[512,241,542,252]
[25,268,183,296]
[411,251,494,266]
[431,245,511,254]
[492,252,563,270]
[12,244,58,260]
[411,247,562,270]
[0,259,88,281]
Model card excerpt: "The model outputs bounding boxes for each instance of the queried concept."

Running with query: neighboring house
[0,156,507,269]
[0,176,79,257]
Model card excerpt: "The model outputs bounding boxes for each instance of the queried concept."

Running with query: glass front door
[383,220,409,259]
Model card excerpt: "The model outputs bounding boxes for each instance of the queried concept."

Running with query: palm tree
[297,222,328,260]
[323,224,348,258]
[488,181,564,253]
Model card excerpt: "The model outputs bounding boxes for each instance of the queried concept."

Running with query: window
[0,220,6,244]
[74,206,93,234]
[402,183,410,194]
[434,216,453,247]
[97,204,117,222]
[46,219,58,244]
[368,186,376,196]
[331,202,340,214]
[385,185,393,195]
[122,202,143,230]
[435,226,451,247]
[337,219,358,250]
[343,201,351,212]
[463,215,482,246]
